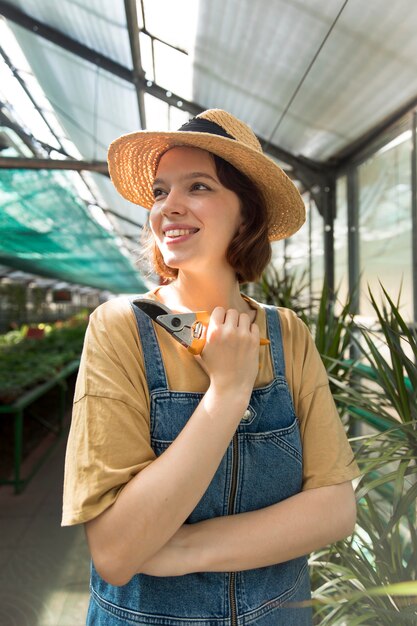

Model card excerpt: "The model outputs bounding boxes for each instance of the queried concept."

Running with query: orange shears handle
[188,311,211,355]
[187,311,270,356]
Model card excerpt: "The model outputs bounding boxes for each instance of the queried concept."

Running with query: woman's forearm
[140,481,356,576]
[195,481,356,572]
[85,383,250,585]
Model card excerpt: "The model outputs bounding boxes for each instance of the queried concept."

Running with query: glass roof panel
[7,24,140,159]
[168,106,190,130]
[141,0,197,104]
[0,20,84,158]
[5,0,132,68]
[144,93,170,130]
[153,40,192,100]
[0,18,30,71]
[0,72,60,149]
[142,0,198,52]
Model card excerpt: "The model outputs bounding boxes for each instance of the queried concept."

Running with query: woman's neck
[155,270,250,314]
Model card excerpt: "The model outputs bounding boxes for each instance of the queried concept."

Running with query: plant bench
[0,359,80,494]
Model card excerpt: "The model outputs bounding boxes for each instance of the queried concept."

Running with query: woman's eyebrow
[153,172,218,186]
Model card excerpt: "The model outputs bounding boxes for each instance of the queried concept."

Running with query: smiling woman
[62,109,359,626]
[148,149,272,283]
[149,147,244,281]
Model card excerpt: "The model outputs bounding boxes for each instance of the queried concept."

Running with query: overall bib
[87,303,312,625]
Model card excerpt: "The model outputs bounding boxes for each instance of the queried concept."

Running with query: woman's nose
[160,190,187,215]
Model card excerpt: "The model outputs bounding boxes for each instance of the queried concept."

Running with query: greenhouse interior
[0,1,416,624]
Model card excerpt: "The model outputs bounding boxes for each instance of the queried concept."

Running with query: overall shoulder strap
[129,299,169,392]
[263,304,285,378]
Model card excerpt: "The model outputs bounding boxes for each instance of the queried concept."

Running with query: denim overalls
[87,303,312,625]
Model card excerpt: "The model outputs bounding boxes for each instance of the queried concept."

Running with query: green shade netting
[0,169,146,293]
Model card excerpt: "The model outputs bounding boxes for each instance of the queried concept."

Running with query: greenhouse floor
[0,425,90,625]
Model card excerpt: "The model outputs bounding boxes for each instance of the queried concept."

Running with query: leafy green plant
[259,270,355,390]
[0,313,88,403]
[255,272,417,622]
[256,266,311,326]
[311,444,417,624]
[311,285,417,624]
[312,279,355,391]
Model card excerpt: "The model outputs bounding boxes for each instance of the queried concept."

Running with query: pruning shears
[133,298,270,356]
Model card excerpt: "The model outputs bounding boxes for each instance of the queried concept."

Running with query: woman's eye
[153,188,166,199]
[191,183,210,191]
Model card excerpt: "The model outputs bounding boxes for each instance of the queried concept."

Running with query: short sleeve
[299,383,359,490]
[279,308,360,490]
[61,297,155,526]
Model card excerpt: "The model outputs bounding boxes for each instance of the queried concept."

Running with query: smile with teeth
[165,228,199,238]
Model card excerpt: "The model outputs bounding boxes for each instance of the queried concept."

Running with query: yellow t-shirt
[62,292,359,526]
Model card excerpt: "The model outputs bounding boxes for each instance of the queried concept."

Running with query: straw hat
[107,109,305,241]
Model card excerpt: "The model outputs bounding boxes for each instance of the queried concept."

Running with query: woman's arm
[85,308,260,586]
[139,480,356,576]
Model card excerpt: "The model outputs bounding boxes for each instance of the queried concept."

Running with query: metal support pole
[411,111,417,325]
[308,194,313,315]
[323,179,336,297]
[347,166,360,314]
[346,165,362,437]
[124,0,147,129]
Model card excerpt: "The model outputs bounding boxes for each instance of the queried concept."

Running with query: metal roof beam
[124,0,146,129]
[0,156,108,173]
[330,93,417,169]
[104,209,144,230]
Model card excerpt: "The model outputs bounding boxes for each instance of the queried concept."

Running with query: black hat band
[178,117,235,140]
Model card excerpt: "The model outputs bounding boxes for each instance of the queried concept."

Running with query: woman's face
[149,146,243,275]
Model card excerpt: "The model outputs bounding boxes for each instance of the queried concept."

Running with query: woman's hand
[197,307,260,395]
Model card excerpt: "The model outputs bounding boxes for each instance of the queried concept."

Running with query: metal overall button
[241,408,251,421]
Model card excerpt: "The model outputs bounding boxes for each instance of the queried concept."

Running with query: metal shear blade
[133,298,201,351]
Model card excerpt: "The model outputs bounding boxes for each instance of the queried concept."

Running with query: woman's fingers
[200,308,260,393]
[208,308,252,338]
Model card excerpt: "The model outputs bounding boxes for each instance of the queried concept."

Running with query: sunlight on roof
[142,0,198,52]
[0,18,30,72]
[140,0,198,129]
[88,204,115,232]
[0,18,81,158]
[377,130,412,155]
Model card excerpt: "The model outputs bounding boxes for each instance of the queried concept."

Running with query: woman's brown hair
[142,153,272,283]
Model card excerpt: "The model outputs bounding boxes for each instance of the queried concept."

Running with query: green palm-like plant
[256,272,417,622]
[311,285,417,624]
[258,269,355,388]
[312,279,356,394]
[256,266,311,326]
[311,468,417,625]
